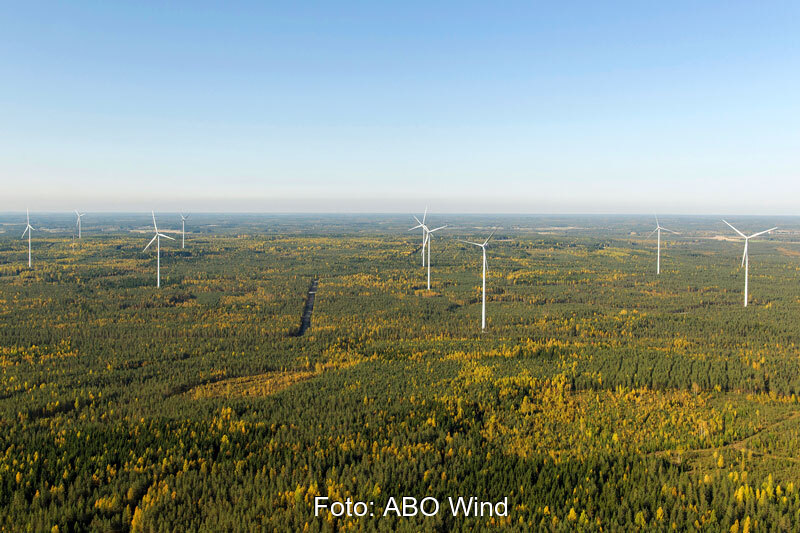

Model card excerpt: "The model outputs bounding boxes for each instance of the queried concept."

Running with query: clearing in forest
[190,370,315,399]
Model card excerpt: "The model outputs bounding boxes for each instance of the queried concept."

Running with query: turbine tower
[21,209,34,268]
[180,213,189,249]
[460,230,496,331]
[723,220,777,307]
[144,210,175,288]
[647,215,679,275]
[75,210,85,238]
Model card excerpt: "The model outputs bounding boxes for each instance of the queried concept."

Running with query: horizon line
[1,211,799,218]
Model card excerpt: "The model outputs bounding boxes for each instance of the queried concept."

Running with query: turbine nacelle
[423,225,448,246]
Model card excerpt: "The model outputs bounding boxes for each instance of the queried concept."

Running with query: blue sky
[1,1,799,213]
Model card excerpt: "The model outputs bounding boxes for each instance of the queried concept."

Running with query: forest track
[727,410,800,462]
[651,409,800,465]
[296,277,319,336]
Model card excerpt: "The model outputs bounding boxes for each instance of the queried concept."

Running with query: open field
[2,214,800,531]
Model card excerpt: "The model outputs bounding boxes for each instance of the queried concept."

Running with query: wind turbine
[74,210,85,238]
[647,215,679,275]
[423,224,447,290]
[143,210,175,288]
[409,207,428,266]
[21,209,34,268]
[410,209,447,290]
[180,213,189,249]
[723,220,777,307]
[459,230,496,331]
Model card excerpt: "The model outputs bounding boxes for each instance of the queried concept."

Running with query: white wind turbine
[21,209,34,268]
[144,210,175,288]
[422,223,447,290]
[75,210,85,238]
[459,230,496,331]
[410,210,447,290]
[409,207,429,266]
[180,213,189,249]
[723,220,777,307]
[647,215,679,275]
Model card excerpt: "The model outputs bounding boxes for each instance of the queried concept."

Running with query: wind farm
[1,211,800,531]
[3,1,800,530]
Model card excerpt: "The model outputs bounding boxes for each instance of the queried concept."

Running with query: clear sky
[1,1,799,213]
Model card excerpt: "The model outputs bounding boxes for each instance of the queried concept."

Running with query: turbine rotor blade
[159,233,175,240]
[422,206,427,225]
[748,227,778,239]
[722,220,746,238]
[458,239,483,247]
[647,228,658,238]
[660,227,680,234]
[483,229,497,246]
[144,234,158,251]
[151,210,158,232]
[428,225,447,233]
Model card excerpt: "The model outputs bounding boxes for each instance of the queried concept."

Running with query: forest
[1,213,800,531]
